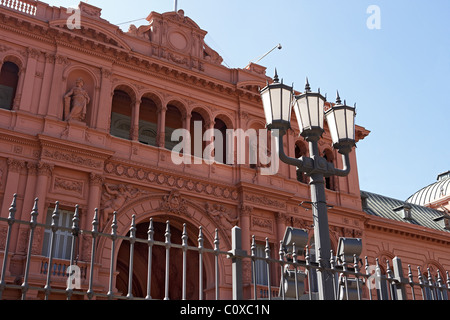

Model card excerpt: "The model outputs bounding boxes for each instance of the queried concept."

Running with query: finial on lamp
[305,77,311,92]
[274,69,279,83]
[336,90,342,104]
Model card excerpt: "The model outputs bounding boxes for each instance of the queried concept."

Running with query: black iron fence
[0,194,449,300]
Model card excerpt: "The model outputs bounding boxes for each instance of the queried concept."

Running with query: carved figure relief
[101,183,140,225]
[206,203,239,232]
[64,77,90,122]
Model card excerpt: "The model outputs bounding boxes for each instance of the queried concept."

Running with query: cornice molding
[364,216,450,245]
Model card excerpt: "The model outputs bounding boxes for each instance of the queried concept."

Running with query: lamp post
[260,71,357,300]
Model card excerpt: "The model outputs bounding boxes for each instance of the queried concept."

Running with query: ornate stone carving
[251,216,273,233]
[7,158,25,173]
[101,183,141,225]
[53,177,84,195]
[244,194,286,209]
[239,204,253,217]
[103,161,239,200]
[42,149,102,169]
[37,162,54,177]
[64,77,90,122]
[159,189,188,216]
[206,202,238,232]
[89,173,104,186]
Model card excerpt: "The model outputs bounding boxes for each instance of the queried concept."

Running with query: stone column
[130,99,141,142]
[81,173,103,262]
[34,162,54,225]
[157,105,167,148]
[20,162,39,221]
[19,48,40,112]
[87,173,103,229]
[0,159,25,218]
[37,53,55,116]
[96,68,113,132]
[47,54,68,119]
[239,203,253,300]
[204,120,215,162]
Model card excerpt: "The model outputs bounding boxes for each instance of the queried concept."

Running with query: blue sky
[45,0,450,201]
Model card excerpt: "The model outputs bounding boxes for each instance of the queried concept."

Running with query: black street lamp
[260,72,357,300]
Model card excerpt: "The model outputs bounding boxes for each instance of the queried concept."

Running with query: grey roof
[406,171,450,206]
[361,190,450,233]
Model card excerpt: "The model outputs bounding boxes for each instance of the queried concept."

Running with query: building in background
[0,1,448,300]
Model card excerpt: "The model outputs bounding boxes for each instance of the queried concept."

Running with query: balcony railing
[0,0,37,16]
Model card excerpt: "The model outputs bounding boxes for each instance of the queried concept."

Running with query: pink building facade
[0,1,448,300]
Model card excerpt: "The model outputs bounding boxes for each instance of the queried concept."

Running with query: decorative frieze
[103,160,239,201]
[251,216,273,233]
[52,176,84,196]
[244,194,286,209]
[42,149,102,169]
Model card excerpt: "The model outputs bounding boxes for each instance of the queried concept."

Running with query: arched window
[139,97,158,146]
[165,104,183,150]
[190,111,206,158]
[214,118,228,164]
[110,90,132,140]
[0,61,19,110]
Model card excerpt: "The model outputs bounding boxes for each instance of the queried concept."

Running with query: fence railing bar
[181,223,187,300]
[353,255,362,300]
[146,218,154,300]
[198,226,204,301]
[86,209,99,300]
[107,212,118,300]
[330,250,338,300]
[66,205,80,300]
[164,220,171,300]
[44,202,60,300]
[250,235,257,300]
[292,243,299,300]
[305,246,312,301]
[364,257,373,300]
[265,238,272,301]
[126,215,136,300]
[407,264,416,300]
[278,241,285,300]
[214,228,220,301]
[21,197,39,300]
[417,266,426,300]
[0,194,17,300]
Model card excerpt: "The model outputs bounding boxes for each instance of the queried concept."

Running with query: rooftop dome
[406,171,450,206]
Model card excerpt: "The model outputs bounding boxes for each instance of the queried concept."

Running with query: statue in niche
[64,77,90,122]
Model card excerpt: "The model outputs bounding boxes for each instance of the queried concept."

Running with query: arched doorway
[116,219,207,300]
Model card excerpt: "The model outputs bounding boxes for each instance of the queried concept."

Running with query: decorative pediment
[127,9,223,66]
